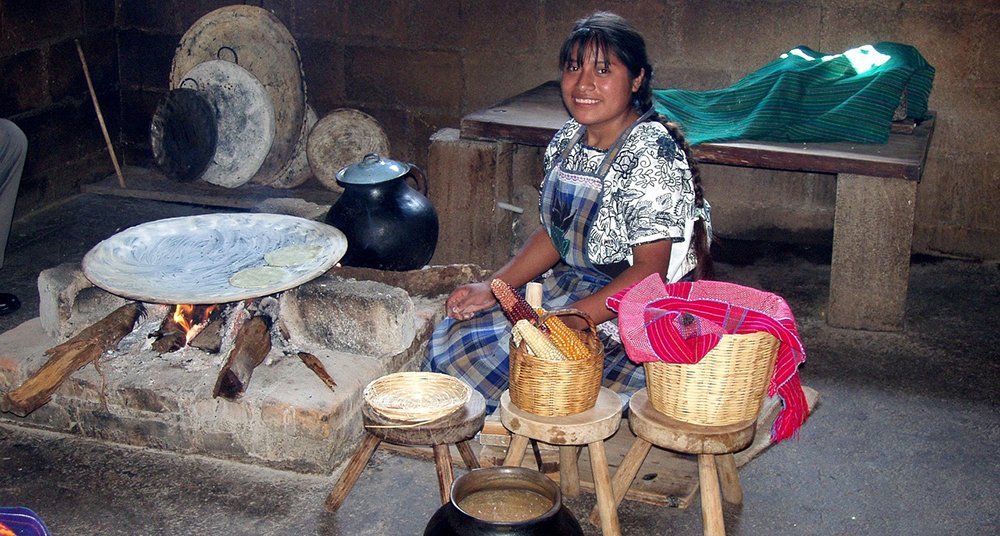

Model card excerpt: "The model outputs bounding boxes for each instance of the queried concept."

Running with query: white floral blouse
[541,118,709,280]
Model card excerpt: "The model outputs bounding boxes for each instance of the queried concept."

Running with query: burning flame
[173,304,217,344]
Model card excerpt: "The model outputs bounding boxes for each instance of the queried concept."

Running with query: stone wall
[2,0,997,260]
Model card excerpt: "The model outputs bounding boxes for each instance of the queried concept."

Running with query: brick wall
[2,0,998,260]
[1,0,117,217]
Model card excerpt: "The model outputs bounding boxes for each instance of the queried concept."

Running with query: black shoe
[0,293,20,315]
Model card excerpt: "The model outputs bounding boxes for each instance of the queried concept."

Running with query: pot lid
[169,5,306,187]
[150,88,218,183]
[178,60,275,188]
[336,153,410,185]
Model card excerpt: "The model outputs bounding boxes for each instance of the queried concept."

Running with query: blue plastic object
[0,507,52,536]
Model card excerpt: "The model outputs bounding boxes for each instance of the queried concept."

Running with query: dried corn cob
[513,320,566,361]
[535,308,591,360]
[491,279,542,327]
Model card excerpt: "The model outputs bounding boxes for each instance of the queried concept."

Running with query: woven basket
[644,331,779,427]
[364,372,471,424]
[508,309,604,417]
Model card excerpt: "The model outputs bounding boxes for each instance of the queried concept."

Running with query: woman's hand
[445,282,497,320]
[444,226,560,322]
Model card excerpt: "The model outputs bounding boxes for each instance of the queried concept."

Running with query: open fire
[172,304,218,344]
[150,303,226,354]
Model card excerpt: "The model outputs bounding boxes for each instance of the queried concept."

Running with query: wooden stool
[499,387,623,536]
[594,388,756,536]
[324,389,486,512]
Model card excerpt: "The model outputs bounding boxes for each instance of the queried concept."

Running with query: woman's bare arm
[562,239,672,328]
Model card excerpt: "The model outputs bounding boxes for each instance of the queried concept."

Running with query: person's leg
[0,118,27,315]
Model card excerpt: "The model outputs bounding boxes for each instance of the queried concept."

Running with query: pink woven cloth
[607,274,808,442]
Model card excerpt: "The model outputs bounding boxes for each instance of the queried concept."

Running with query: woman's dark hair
[560,12,714,280]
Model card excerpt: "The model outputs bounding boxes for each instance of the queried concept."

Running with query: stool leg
[588,436,651,526]
[697,454,725,536]
[503,434,530,467]
[325,433,381,512]
[588,440,621,536]
[716,453,743,505]
[433,443,455,504]
[559,446,581,497]
[529,440,544,470]
[456,440,480,470]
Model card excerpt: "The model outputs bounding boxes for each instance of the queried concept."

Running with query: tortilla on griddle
[229,266,289,288]
[265,244,323,267]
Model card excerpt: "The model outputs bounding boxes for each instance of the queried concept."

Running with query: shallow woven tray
[364,372,472,424]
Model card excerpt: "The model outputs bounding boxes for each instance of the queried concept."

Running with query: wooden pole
[75,39,127,188]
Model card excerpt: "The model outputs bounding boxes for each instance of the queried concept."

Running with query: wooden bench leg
[433,443,455,504]
[588,440,621,536]
[698,454,725,536]
[716,453,743,505]
[559,446,581,497]
[325,433,381,512]
[503,434,530,467]
[456,440,479,470]
[829,173,917,330]
[588,436,651,526]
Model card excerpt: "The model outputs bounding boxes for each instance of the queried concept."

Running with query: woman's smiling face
[561,43,644,148]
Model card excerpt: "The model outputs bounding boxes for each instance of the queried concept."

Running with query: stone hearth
[0,264,488,474]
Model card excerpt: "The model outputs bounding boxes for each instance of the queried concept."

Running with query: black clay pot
[324,153,439,271]
[424,467,584,536]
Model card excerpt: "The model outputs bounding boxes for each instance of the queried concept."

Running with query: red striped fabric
[607,274,808,442]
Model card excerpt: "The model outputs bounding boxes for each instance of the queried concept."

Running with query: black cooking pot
[324,153,439,271]
[424,467,584,536]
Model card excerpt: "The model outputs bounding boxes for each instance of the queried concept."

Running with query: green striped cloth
[652,42,935,145]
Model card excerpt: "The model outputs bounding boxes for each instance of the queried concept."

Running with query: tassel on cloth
[607,273,809,443]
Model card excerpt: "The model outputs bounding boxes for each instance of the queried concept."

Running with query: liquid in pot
[456,489,553,523]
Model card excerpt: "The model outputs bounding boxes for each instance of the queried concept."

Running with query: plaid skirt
[422,264,645,412]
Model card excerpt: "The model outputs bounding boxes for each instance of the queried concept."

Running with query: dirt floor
[0,193,998,535]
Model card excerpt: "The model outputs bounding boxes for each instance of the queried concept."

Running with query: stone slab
[38,262,128,340]
[281,275,417,358]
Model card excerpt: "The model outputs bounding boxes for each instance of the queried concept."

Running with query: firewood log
[213,314,272,399]
[297,351,337,391]
[1,302,144,417]
[188,317,224,353]
[152,304,219,354]
[150,312,186,354]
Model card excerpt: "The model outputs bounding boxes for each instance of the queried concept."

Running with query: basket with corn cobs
[491,279,604,416]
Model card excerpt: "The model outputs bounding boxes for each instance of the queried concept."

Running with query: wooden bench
[453,81,935,331]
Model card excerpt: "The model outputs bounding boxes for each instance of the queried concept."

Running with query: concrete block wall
[2,0,997,260]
